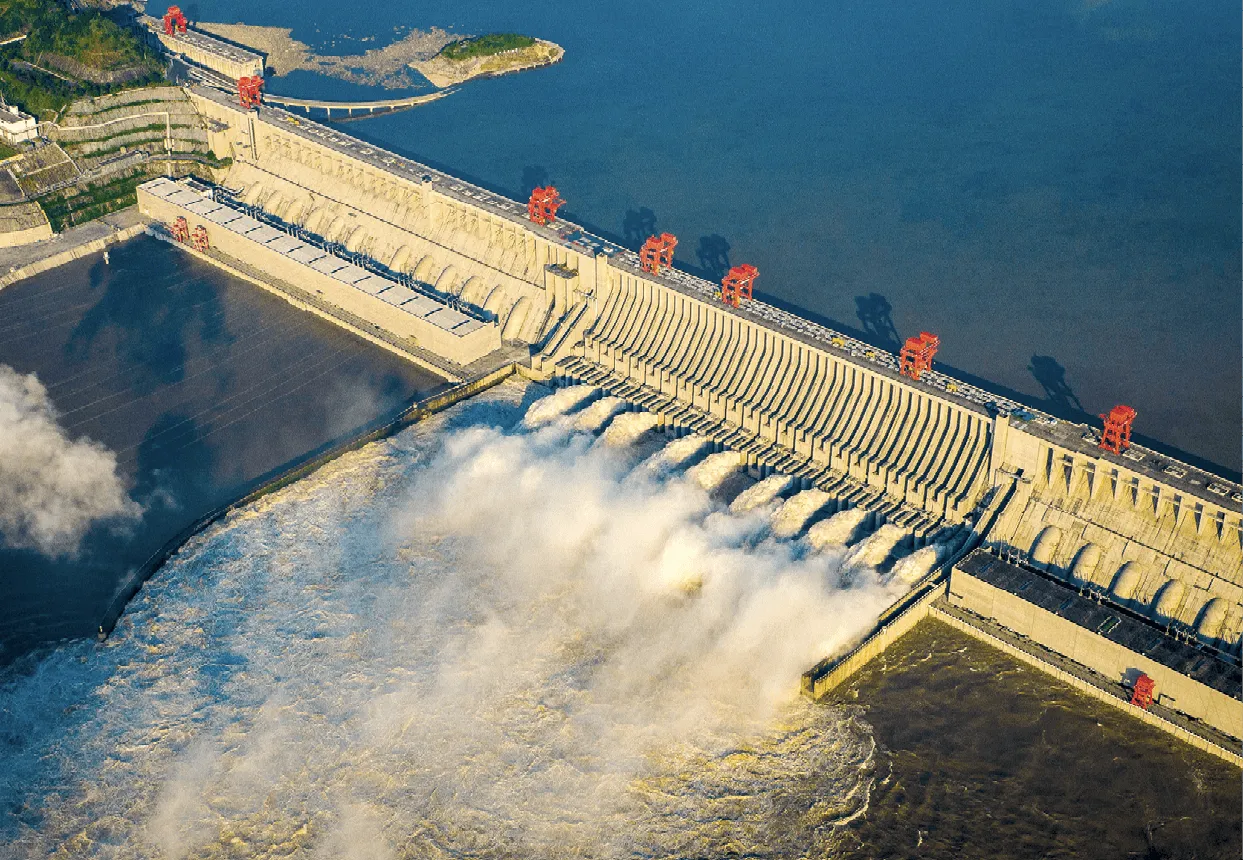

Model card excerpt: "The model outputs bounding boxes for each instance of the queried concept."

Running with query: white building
[0,103,37,145]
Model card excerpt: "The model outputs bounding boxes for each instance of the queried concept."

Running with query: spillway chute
[523,384,598,427]
[574,396,627,433]
[730,474,794,515]
[687,451,743,492]
[887,544,943,586]
[602,411,659,446]
[806,508,868,551]
[844,524,907,569]
[770,489,833,539]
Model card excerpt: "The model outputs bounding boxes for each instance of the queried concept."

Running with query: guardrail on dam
[144,84,1240,751]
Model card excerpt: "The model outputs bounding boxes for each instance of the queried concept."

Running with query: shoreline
[413,40,565,89]
[0,207,147,292]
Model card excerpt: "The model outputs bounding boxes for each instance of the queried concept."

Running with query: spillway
[731,474,795,514]
[808,509,870,551]
[129,82,1243,753]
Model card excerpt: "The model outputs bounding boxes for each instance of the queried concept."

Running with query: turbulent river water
[0,381,910,858]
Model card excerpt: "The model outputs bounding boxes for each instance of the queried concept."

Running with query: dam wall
[178,84,1242,662]
[985,417,1243,650]
[138,177,500,368]
[189,87,606,350]
[577,268,996,522]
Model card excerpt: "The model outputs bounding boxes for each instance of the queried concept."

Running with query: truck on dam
[132,78,1241,763]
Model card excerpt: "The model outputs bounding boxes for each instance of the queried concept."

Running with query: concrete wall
[0,215,52,247]
[582,272,994,521]
[178,83,1240,649]
[985,418,1243,651]
[947,564,1241,739]
[156,31,263,80]
[189,89,597,349]
[138,185,500,366]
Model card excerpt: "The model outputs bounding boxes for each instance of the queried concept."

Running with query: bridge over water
[261,90,450,120]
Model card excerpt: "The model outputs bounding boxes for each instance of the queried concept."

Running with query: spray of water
[845,524,908,570]
[687,450,743,491]
[601,411,658,447]
[807,507,869,550]
[0,381,907,858]
[573,395,627,432]
[730,474,794,515]
[649,433,711,467]
[770,489,833,539]
[522,384,596,427]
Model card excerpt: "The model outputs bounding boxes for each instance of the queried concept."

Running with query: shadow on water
[64,253,231,393]
[622,207,658,248]
[854,292,901,349]
[520,165,550,198]
[695,235,732,281]
[1028,354,1085,416]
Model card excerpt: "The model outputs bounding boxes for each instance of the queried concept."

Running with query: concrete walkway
[0,207,146,290]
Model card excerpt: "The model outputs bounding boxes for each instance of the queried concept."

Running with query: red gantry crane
[1130,673,1155,709]
[170,216,189,243]
[639,233,677,274]
[238,76,264,109]
[190,224,210,252]
[527,186,564,225]
[899,332,939,381]
[1099,404,1137,455]
[162,5,188,34]
[720,264,758,308]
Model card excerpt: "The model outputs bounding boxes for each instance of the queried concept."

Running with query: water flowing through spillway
[0,382,909,858]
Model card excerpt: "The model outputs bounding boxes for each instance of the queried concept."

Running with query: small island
[194,23,561,91]
[413,33,563,88]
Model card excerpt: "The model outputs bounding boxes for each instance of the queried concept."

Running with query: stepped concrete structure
[138,84,1241,754]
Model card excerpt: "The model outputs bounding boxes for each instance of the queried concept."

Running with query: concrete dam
[138,84,1242,756]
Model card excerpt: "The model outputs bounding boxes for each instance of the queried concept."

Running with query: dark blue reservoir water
[0,237,447,660]
[203,0,1240,474]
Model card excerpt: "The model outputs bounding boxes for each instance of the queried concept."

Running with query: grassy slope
[439,33,535,61]
[0,0,162,118]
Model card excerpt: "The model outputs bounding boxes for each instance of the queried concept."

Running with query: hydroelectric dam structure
[136,84,1242,762]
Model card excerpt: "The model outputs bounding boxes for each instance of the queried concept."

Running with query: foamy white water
[601,411,658,446]
[522,384,596,426]
[771,489,834,539]
[730,474,794,515]
[845,524,908,569]
[652,433,711,467]
[573,395,627,432]
[889,544,942,586]
[687,450,742,491]
[0,381,904,858]
[807,507,869,550]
